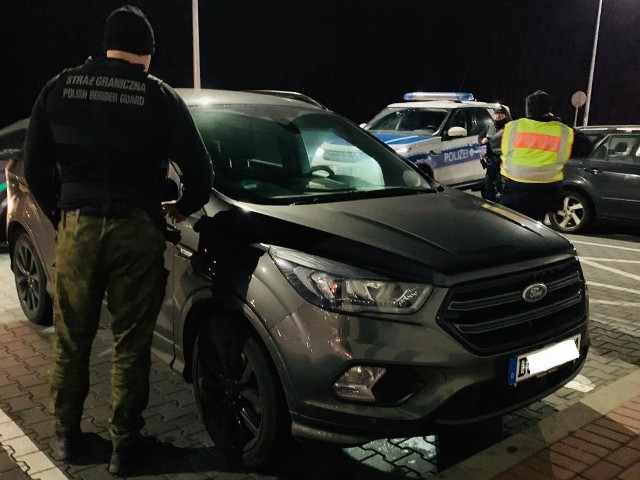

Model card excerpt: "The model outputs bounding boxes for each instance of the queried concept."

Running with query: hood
[372,132,433,145]
[199,189,575,285]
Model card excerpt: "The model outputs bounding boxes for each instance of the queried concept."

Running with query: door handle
[584,167,600,175]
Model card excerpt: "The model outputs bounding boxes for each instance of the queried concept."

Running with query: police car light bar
[403,92,475,102]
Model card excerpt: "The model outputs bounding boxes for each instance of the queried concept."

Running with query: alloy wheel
[193,316,288,469]
[549,191,592,234]
[13,234,52,325]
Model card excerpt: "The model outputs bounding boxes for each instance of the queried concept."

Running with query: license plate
[508,334,581,386]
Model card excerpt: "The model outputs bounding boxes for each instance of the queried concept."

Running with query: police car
[364,92,509,189]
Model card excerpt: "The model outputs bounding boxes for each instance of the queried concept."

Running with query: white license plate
[508,334,581,386]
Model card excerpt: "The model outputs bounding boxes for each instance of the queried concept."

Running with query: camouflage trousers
[50,209,167,448]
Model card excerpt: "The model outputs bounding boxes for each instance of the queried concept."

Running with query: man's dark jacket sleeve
[23,76,60,227]
[164,89,214,216]
[488,129,503,157]
[571,129,593,158]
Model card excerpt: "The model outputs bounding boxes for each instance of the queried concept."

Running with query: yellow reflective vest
[500,118,574,183]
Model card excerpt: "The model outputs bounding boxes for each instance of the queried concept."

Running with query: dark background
[2,0,639,129]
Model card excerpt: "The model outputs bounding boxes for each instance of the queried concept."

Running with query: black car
[549,126,640,233]
[6,89,589,468]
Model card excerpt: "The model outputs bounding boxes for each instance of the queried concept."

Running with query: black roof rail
[577,125,640,131]
[246,90,327,109]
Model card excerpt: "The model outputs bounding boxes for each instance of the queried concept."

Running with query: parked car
[549,125,640,233]
[362,92,510,190]
[576,124,640,146]
[0,118,28,243]
[6,89,589,469]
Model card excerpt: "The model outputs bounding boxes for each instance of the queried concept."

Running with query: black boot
[108,437,148,476]
[50,431,83,461]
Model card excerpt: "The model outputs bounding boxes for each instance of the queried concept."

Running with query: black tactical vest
[46,57,169,219]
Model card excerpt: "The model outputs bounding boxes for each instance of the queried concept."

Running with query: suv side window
[446,109,471,132]
[605,135,640,164]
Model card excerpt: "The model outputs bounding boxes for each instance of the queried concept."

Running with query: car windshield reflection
[190,105,434,205]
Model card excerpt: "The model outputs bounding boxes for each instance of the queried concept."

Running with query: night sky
[2,0,639,130]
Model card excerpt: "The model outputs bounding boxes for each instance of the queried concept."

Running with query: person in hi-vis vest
[498,90,590,221]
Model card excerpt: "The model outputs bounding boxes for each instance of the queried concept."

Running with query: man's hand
[163,203,186,223]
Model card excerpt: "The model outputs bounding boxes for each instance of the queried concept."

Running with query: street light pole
[192,0,201,90]
[584,0,603,126]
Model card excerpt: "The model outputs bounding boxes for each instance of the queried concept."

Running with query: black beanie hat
[494,104,507,115]
[525,90,553,118]
[103,5,155,55]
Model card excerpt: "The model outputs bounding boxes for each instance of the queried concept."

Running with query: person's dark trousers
[499,179,563,221]
[483,163,502,202]
[50,209,168,450]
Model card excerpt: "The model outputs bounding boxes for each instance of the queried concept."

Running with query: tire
[192,314,290,470]
[12,233,53,325]
[549,190,592,234]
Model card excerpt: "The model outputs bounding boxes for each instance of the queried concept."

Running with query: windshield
[366,108,449,135]
[190,105,434,205]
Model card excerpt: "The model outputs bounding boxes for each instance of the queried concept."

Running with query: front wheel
[12,233,52,325]
[192,314,290,469]
[549,190,592,234]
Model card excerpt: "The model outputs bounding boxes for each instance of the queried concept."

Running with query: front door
[439,108,487,187]
[583,134,640,222]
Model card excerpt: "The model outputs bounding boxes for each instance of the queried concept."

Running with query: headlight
[270,247,432,314]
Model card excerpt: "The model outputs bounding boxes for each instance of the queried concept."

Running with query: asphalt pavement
[1,224,639,480]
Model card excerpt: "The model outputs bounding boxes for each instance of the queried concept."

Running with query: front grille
[437,258,587,355]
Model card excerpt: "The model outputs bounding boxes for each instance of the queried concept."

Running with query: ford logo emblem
[522,283,547,303]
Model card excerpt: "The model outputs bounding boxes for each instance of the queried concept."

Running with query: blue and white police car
[364,92,509,190]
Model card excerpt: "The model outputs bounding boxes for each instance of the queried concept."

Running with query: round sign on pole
[571,91,587,108]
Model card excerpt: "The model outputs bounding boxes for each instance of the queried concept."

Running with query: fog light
[333,366,386,402]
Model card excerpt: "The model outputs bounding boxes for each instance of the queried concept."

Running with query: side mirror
[414,161,434,179]
[447,126,467,138]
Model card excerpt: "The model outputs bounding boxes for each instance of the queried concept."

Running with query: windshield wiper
[376,187,437,195]
[290,187,435,205]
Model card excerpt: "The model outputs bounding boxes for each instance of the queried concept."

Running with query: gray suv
[5,89,589,469]
[549,126,640,233]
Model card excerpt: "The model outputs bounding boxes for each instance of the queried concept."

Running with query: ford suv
[6,89,588,469]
